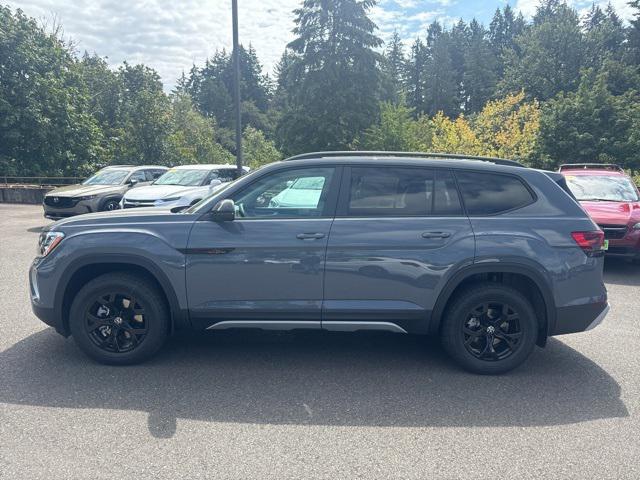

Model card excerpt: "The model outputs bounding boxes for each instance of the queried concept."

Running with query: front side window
[455,171,534,215]
[347,167,462,217]
[565,175,640,202]
[129,171,147,183]
[83,169,130,186]
[153,169,209,187]
[231,167,335,218]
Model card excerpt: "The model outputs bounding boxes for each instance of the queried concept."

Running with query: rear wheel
[69,273,168,365]
[440,284,538,374]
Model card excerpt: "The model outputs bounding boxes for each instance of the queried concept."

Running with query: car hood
[49,206,193,230]
[580,200,640,226]
[124,184,201,201]
[45,184,122,197]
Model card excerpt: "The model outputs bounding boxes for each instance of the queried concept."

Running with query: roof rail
[558,163,624,172]
[284,151,524,168]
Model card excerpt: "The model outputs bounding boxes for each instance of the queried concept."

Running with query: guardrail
[1,176,84,187]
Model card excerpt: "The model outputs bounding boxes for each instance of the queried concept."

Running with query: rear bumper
[551,301,610,335]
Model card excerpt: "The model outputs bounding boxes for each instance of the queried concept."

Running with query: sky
[6,0,637,90]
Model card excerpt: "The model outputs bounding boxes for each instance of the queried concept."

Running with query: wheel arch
[430,263,556,345]
[55,254,187,336]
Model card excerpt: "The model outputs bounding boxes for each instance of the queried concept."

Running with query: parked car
[42,165,168,220]
[560,163,640,260]
[120,164,249,210]
[30,152,609,374]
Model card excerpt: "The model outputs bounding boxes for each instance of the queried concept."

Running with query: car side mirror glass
[211,199,235,221]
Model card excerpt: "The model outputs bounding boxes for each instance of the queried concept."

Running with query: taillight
[571,230,605,255]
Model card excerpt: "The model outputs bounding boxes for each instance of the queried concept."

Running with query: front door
[323,166,475,333]
[186,166,339,329]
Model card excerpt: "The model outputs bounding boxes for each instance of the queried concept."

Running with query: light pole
[232,0,243,175]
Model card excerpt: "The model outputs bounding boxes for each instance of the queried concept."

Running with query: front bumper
[122,198,188,210]
[43,198,100,219]
[29,260,67,335]
[601,226,640,258]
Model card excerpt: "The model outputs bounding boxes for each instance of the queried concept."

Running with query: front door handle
[421,231,451,239]
[296,233,326,240]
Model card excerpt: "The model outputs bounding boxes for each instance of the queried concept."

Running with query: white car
[121,164,249,210]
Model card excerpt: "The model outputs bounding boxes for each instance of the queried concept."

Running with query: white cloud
[6,0,299,89]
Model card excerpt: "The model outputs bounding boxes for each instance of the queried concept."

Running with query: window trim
[452,169,537,217]
[335,165,465,218]
[222,165,343,220]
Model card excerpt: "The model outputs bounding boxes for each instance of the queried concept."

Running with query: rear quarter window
[455,171,535,215]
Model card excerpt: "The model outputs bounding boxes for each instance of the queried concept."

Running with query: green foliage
[276,0,383,155]
[242,126,282,169]
[4,0,640,177]
[538,70,640,169]
[500,0,583,101]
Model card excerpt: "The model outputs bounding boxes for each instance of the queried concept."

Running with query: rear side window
[347,167,462,217]
[455,171,534,215]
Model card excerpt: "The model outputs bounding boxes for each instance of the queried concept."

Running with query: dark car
[30,152,609,374]
[42,165,168,219]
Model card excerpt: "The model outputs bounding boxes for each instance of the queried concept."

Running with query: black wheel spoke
[85,291,148,354]
[463,301,523,362]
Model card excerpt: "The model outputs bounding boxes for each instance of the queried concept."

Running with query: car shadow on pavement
[604,258,640,286]
[0,329,628,439]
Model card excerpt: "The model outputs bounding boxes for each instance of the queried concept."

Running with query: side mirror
[211,199,235,222]
[209,179,223,189]
[128,178,139,187]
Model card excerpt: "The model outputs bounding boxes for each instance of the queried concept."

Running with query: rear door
[322,166,475,333]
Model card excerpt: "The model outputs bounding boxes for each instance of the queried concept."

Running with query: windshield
[154,169,209,186]
[82,169,129,185]
[565,175,640,202]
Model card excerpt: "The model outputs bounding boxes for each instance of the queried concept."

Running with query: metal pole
[232,0,243,175]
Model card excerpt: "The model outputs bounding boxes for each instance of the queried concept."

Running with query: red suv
[560,164,640,260]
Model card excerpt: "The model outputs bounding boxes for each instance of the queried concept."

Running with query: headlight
[633,223,640,230]
[154,197,181,205]
[37,231,65,257]
[74,195,97,201]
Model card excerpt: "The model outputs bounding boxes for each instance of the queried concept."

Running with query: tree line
[2,0,640,177]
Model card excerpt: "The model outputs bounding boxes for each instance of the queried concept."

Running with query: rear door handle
[296,233,326,240]
[421,231,451,239]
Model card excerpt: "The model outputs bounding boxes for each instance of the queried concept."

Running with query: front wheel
[440,284,538,374]
[100,198,121,212]
[69,273,169,365]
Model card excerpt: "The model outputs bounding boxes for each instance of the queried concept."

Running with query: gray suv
[30,152,609,374]
[42,165,168,219]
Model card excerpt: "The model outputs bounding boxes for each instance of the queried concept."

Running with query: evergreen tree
[424,28,459,117]
[380,31,406,104]
[500,1,583,101]
[276,0,383,155]
[463,20,498,113]
[583,4,625,67]
[628,0,640,64]
[406,38,428,114]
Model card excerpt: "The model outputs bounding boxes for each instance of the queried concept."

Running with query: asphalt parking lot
[1,203,639,479]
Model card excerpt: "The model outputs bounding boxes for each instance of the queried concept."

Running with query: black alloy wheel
[462,302,523,361]
[85,292,148,353]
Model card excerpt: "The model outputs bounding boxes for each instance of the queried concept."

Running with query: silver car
[42,165,167,220]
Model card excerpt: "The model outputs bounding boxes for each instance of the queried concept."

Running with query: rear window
[455,171,535,215]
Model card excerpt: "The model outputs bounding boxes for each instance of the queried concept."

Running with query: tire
[100,198,120,212]
[69,273,169,365]
[440,283,538,375]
